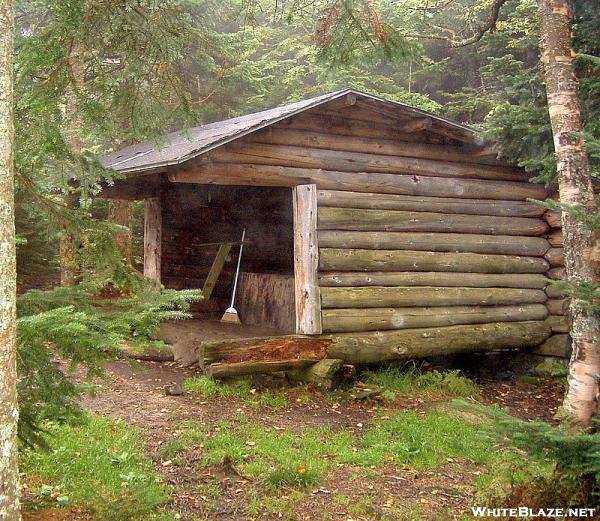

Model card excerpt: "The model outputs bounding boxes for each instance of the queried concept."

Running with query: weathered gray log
[318,271,549,289]
[200,335,331,365]
[545,315,570,333]
[322,304,548,332]
[293,184,322,334]
[547,267,565,280]
[545,247,565,267]
[211,142,528,181]
[544,210,562,228]
[170,164,548,201]
[319,248,550,274]
[320,287,547,308]
[316,190,545,217]
[547,298,569,315]
[318,231,550,256]
[255,129,511,167]
[206,359,317,379]
[144,197,162,285]
[286,358,349,389]
[532,334,571,358]
[317,207,548,236]
[545,283,566,298]
[325,321,552,364]
[123,346,174,362]
[548,229,563,247]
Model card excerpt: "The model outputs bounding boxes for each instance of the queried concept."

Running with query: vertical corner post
[144,196,162,286]
[293,184,322,335]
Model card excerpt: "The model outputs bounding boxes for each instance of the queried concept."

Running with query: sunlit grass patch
[175,419,353,489]
[363,365,479,399]
[341,409,493,469]
[183,375,252,398]
[172,407,506,489]
[183,375,289,409]
[20,414,173,521]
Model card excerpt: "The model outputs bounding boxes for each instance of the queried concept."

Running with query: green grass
[183,375,253,398]
[20,414,174,521]
[340,408,493,468]
[183,376,289,409]
[169,404,547,494]
[364,365,479,399]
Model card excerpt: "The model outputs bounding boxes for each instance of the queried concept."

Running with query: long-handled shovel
[221,228,246,323]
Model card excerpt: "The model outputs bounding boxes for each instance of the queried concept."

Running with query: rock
[164,383,184,396]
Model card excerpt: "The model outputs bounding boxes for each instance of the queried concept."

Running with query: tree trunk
[108,200,133,264]
[538,0,600,427]
[0,1,20,519]
[60,39,85,286]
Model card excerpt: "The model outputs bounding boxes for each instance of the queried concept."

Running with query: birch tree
[538,0,600,427]
[0,0,20,518]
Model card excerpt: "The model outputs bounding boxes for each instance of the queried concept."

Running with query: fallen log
[320,287,547,309]
[321,304,548,332]
[286,358,355,389]
[199,335,332,365]
[318,271,549,289]
[318,231,550,256]
[317,190,545,217]
[319,248,550,274]
[207,359,317,379]
[317,207,548,236]
[325,321,552,364]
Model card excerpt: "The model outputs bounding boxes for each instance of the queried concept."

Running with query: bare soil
[69,359,564,520]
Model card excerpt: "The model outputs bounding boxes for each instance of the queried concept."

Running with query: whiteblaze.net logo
[471,507,597,518]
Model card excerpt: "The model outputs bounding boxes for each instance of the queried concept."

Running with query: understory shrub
[17,281,201,447]
[364,364,479,398]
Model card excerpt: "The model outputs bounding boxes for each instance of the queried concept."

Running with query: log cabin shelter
[100,88,558,367]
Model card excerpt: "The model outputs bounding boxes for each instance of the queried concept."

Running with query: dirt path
[82,360,562,520]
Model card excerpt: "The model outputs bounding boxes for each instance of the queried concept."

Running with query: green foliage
[20,414,174,521]
[460,402,600,506]
[363,365,479,399]
[17,283,201,447]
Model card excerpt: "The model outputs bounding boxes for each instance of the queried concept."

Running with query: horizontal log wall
[163,103,557,355]
[322,304,549,333]
[314,183,551,336]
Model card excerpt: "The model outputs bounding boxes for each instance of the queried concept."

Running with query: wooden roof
[101,88,478,175]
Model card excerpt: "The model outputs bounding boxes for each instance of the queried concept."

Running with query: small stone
[164,384,183,396]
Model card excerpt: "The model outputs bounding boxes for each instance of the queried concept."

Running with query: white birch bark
[538,0,600,427]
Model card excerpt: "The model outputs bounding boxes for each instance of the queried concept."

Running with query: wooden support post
[202,242,233,300]
[293,184,322,334]
[144,197,162,286]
